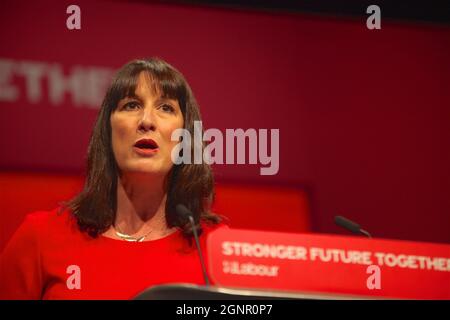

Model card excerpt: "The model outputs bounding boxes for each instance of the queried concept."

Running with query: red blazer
[0,207,224,299]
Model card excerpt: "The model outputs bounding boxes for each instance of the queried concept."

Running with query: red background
[0,1,449,244]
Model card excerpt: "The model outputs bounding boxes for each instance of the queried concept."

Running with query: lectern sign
[207,229,450,299]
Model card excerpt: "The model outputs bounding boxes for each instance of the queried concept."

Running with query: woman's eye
[160,103,175,113]
[123,101,139,110]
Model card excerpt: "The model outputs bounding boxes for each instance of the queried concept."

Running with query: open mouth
[134,139,159,151]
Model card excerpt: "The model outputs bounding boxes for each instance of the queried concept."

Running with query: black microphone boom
[175,204,210,286]
[334,215,372,238]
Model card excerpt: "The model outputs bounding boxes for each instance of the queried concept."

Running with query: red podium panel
[207,229,450,299]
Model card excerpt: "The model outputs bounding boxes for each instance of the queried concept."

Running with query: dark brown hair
[59,58,221,239]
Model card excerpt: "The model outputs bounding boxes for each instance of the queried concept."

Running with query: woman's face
[110,72,184,178]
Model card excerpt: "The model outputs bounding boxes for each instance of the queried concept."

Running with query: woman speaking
[0,58,225,299]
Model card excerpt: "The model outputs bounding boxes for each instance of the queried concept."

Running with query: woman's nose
[138,108,156,132]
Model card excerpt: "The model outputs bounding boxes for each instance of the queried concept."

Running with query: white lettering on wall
[0,57,114,109]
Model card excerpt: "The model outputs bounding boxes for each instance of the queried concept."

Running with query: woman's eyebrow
[120,95,178,107]
[155,98,172,104]
[122,94,143,102]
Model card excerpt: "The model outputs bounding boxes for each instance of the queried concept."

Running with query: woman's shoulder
[15,206,77,239]
[22,206,72,225]
[2,206,76,259]
[200,219,229,235]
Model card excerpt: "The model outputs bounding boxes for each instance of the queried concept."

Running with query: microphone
[175,204,210,286]
[334,215,372,238]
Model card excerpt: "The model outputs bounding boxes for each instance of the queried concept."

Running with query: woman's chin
[122,166,169,178]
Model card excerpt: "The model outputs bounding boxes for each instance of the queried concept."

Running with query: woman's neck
[113,172,172,237]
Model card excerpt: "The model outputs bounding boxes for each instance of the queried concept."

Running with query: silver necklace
[114,224,153,242]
